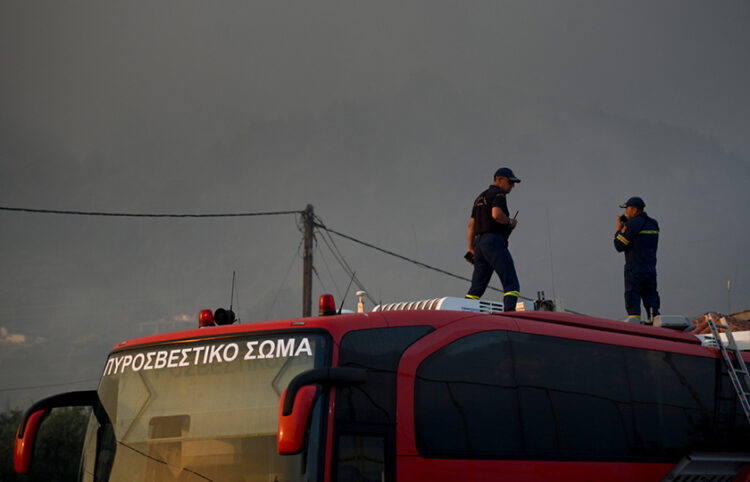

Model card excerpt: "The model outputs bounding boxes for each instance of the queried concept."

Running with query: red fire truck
[14,296,750,481]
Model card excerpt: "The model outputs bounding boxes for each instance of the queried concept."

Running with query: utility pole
[302,204,314,317]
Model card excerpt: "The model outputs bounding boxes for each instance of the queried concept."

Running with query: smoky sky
[1,1,749,409]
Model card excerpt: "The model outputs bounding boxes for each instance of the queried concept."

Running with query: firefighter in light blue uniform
[614,196,660,323]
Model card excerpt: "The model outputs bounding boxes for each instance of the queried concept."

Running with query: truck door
[332,326,432,482]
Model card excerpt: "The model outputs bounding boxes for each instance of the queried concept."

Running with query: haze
[1,1,748,409]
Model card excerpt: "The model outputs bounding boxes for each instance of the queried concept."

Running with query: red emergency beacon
[318,294,336,316]
[199,309,215,328]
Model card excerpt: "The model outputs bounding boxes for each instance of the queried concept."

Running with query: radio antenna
[545,208,557,301]
[230,270,236,310]
[230,271,240,322]
[338,271,356,314]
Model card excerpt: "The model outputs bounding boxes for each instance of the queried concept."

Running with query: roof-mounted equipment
[374,296,504,314]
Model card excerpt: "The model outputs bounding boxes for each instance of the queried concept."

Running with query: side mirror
[278,385,318,455]
[14,390,102,474]
[14,409,49,474]
[277,367,366,455]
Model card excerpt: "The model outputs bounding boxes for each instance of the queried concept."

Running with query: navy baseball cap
[619,196,645,208]
[494,167,521,183]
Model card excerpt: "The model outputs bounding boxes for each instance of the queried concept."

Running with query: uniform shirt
[614,212,659,274]
[471,185,512,239]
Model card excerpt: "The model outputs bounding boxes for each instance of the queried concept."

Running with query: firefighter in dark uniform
[614,196,660,323]
[465,167,521,311]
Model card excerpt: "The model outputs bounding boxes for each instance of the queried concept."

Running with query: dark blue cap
[494,167,521,183]
[619,196,645,209]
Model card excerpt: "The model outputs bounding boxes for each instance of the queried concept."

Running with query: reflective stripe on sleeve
[616,234,630,245]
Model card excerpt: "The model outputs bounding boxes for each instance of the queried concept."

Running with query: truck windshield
[79,333,328,482]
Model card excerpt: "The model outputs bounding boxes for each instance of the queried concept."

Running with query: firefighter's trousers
[468,233,520,311]
[624,268,660,320]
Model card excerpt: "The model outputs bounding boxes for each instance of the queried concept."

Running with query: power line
[314,216,377,305]
[2,204,585,313]
[0,206,302,218]
[269,237,304,314]
[0,377,100,392]
[315,240,342,299]
[315,221,536,301]
[319,223,590,315]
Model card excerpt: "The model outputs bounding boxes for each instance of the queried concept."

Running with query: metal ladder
[706,313,750,425]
